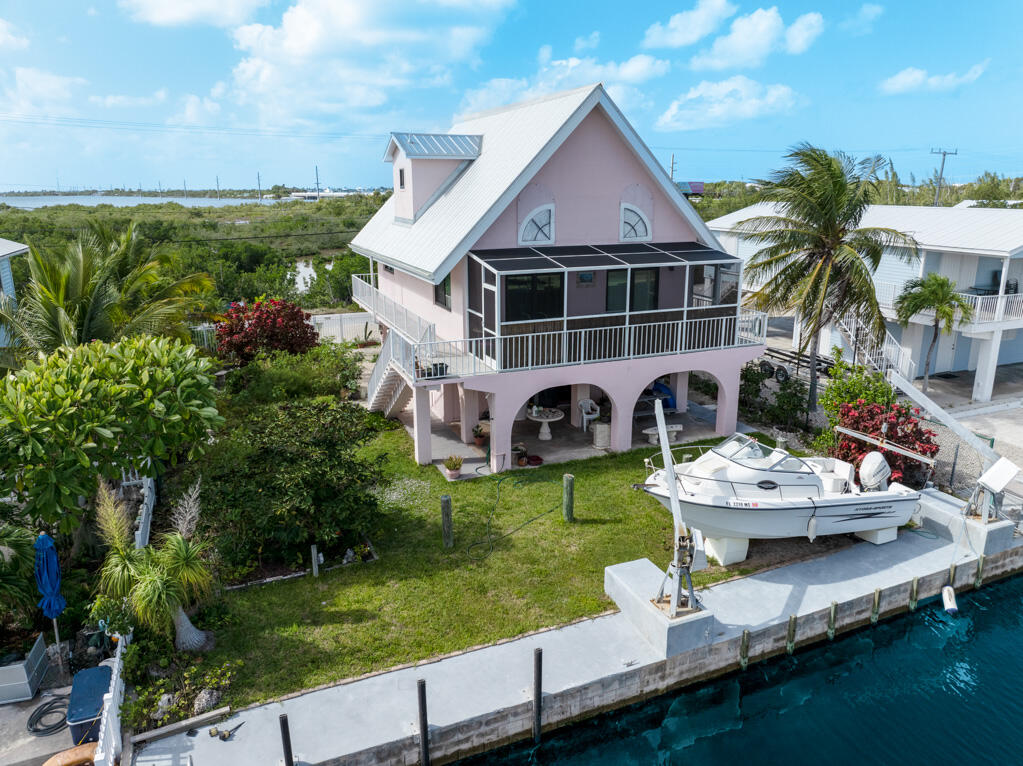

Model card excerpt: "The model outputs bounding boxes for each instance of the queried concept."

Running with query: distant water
[0,195,278,209]
[460,575,1023,765]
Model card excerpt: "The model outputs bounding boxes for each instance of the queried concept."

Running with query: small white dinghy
[639,422,921,564]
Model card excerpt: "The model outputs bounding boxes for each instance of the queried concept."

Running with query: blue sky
[0,0,1019,192]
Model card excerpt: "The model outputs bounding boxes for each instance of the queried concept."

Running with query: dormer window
[620,204,651,241]
[519,204,554,245]
[399,168,406,190]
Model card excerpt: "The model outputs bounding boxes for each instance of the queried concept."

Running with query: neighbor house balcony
[876,279,1023,327]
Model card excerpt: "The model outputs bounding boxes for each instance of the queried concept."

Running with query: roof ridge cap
[454,83,602,124]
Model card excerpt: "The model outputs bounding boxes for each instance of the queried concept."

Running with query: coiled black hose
[27,694,68,737]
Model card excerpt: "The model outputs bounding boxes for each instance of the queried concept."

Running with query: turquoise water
[461,577,1023,765]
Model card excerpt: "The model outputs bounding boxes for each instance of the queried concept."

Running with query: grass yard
[207,428,763,707]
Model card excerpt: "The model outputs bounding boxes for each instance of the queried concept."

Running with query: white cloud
[573,31,599,53]
[642,0,736,49]
[785,13,823,54]
[656,75,797,130]
[89,88,167,108]
[840,3,883,35]
[231,0,509,125]
[170,94,222,125]
[0,67,85,115]
[879,59,989,94]
[118,0,268,27]
[87,6,99,16]
[690,6,824,70]
[459,50,670,117]
[0,18,30,50]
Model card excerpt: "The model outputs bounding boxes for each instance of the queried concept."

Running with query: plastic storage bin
[67,665,111,745]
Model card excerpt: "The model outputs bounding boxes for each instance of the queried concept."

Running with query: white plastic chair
[579,398,600,433]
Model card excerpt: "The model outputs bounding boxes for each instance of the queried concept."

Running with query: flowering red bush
[216,299,319,363]
[831,399,939,487]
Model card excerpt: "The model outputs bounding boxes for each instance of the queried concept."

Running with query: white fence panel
[310,311,380,343]
[92,638,126,766]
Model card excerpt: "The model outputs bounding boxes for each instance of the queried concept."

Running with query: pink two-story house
[351,84,766,473]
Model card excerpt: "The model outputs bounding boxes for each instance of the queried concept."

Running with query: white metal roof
[352,83,719,283]
[384,133,482,160]
[0,238,27,259]
[707,203,1023,257]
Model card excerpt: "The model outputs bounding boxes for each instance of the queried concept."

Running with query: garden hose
[27,694,69,737]
[466,473,563,562]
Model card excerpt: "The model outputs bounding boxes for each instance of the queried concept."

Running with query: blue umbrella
[34,533,67,666]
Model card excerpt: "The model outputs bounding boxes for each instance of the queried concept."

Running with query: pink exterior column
[488,393,517,473]
[412,387,432,465]
[669,372,688,412]
[569,383,590,427]
[608,395,633,452]
[441,383,460,424]
[458,384,481,444]
[714,374,740,435]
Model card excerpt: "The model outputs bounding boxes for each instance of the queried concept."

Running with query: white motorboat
[639,433,921,564]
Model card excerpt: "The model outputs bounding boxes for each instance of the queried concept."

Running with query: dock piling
[533,648,543,744]
[827,601,837,640]
[441,495,454,549]
[739,630,750,670]
[279,714,294,766]
[418,678,430,766]
[909,577,919,611]
[976,555,985,588]
[949,562,957,586]
[871,588,881,624]
[786,615,797,654]
[562,474,575,522]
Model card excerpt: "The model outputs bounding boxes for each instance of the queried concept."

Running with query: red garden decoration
[831,400,939,486]
[216,299,319,363]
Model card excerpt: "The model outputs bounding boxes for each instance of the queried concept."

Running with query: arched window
[620,204,651,241]
[519,204,555,245]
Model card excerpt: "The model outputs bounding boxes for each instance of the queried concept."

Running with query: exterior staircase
[367,332,416,416]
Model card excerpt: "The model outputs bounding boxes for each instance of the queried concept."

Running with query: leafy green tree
[0,223,212,366]
[895,274,974,393]
[0,337,224,532]
[736,144,918,409]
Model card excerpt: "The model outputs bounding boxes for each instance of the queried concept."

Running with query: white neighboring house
[0,238,23,346]
[708,203,1023,403]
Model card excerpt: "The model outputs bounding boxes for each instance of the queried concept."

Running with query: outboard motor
[859,451,891,491]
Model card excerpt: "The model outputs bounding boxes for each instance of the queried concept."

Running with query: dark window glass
[484,288,495,331]
[383,265,394,274]
[434,274,451,310]
[399,168,405,190]
[504,273,564,321]
[468,258,482,312]
[484,268,496,286]
[631,268,659,312]
[606,270,628,312]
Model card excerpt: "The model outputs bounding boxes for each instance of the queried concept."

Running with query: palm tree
[736,144,918,409]
[0,524,35,612]
[0,223,212,366]
[95,483,214,651]
[894,274,974,393]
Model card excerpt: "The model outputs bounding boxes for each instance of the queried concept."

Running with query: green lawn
[208,428,758,707]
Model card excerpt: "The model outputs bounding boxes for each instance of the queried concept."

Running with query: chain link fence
[921,417,994,498]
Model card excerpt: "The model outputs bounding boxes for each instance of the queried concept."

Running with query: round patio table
[526,408,564,441]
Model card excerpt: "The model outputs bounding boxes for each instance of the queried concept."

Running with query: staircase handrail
[352,274,436,345]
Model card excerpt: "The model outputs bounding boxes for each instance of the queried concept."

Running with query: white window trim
[619,202,652,242]
[518,204,555,246]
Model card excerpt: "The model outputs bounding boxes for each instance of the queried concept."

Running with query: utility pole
[158,180,162,195]
[216,175,221,200]
[315,165,321,199]
[183,179,188,199]
[669,153,676,183]
[257,172,262,201]
[930,148,957,206]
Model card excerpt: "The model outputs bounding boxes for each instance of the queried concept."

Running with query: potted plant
[472,423,487,447]
[443,455,463,480]
[511,443,528,467]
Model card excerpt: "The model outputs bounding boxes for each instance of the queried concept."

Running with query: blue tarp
[34,533,66,620]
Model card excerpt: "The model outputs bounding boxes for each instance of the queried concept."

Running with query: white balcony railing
[411,310,767,381]
[352,274,435,343]
[875,279,1023,325]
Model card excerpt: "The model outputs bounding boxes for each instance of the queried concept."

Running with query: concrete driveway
[957,404,1023,467]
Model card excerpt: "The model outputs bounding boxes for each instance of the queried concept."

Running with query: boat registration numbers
[726,499,760,508]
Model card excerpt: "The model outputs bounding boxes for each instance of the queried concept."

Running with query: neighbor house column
[972,330,1002,403]
[458,384,480,444]
[412,386,432,465]
[668,372,688,412]
[570,383,590,427]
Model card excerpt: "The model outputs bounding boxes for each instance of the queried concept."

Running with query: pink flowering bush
[216,299,318,363]
[832,400,939,486]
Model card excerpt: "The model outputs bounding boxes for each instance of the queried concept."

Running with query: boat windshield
[711,435,811,473]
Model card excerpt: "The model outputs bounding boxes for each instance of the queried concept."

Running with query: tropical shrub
[818,350,894,426]
[738,363,770,419]
[0,337,223,532]
[764,377,810,431]
[0,525,35,616]
[224,342,361,407]
[216,299,318,363]
[831,401,939,486]
[185,398,381,575]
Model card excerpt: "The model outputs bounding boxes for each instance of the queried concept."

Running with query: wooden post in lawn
[441,495,454,549]
[562,474,574,522]
[311,544,319,577]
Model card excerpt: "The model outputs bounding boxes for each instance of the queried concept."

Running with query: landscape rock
[342,548,357,565]
[152,692,177,721]
[193,688,222,715]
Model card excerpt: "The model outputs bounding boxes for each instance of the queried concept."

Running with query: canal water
[461,575,1023,765]
[0,195,274,209]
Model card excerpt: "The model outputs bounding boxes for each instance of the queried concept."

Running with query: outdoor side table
[526,408,564,441]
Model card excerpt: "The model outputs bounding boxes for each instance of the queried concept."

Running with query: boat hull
[644,480,920,540]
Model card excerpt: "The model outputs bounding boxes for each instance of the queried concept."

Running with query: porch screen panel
[606,270,627,312]
[630,268,659,312]
[468,258,482,312]
[504,273,564,322]
[484,287,495,331]
[719,264,740,306]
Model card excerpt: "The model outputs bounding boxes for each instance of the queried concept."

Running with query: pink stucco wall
[377,260,466,341]
[390,152,463,221]
[472,106,699,250]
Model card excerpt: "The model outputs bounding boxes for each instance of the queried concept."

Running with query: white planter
[0,633,49,704]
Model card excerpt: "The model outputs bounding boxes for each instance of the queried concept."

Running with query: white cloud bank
[0,18,29,50]
[690,7,823,70]
[90,88,168,108]
[656,75,797,131]
[879,59,989,94]
[642,0,737,49]
[840,4,883,35]
[1,67,85,115]
[118,0,269,26]
[573,31,600,53]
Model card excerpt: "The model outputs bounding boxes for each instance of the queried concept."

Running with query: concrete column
[458,384,480,444]
[441,383,460,424]
[972,330,1002,403]
[668,372,688,412]
[569,383,590,427]
[609,393,634,452]
[488,394,515,473]
[715,372,740,435]
[412,387,432,465]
